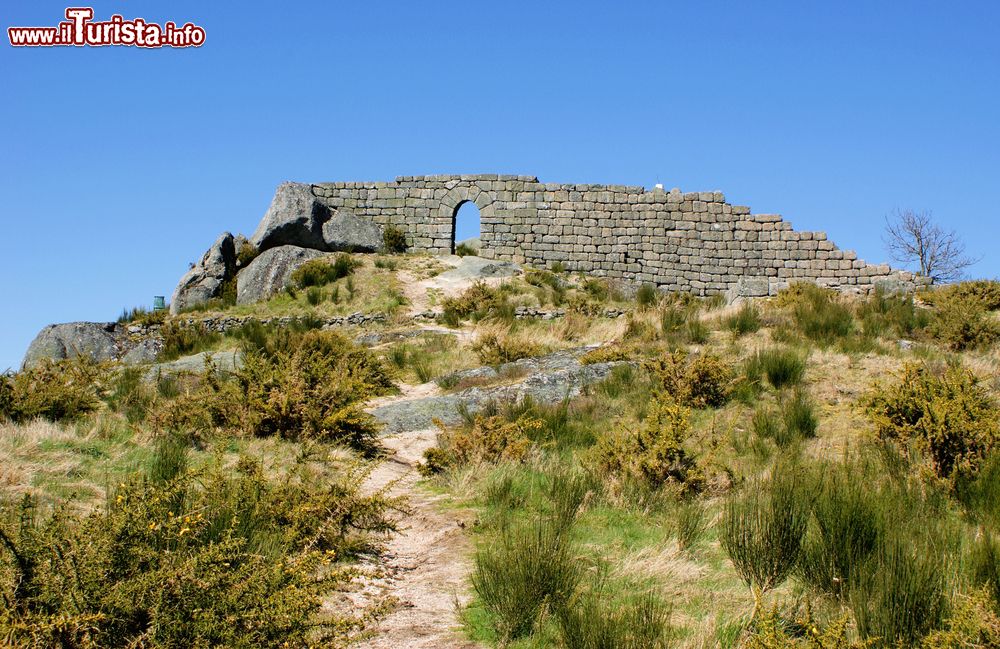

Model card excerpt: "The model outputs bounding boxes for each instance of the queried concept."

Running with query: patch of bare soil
[350,379,480,648]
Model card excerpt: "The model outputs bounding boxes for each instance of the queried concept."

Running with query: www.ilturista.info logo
[8,8,205,48]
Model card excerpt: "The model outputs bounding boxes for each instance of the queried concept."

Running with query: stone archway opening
[452,200,481,255]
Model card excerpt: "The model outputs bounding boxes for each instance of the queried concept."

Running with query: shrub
[849,531,948,646]
[472,327,543,365]
[660,304,688,334]
[921,589,1000,649]
[290,254,361,288]
[725,302,762,336]
[421,408,542,472]
[921,279,1000,311]
[969,532,1000,612]
[236,240,259,267]
[590,396,703,493]
[373,256,398,270]
[721,468,811,615]
[797,458,885,599]
[0,455,398,648]
[646,351,733,408]
[676,499,710,551]
[234,329,394,451]
[106,366,155,423]
[556,588,672,649]
[440,281,504,322]
[636,283,659,309]
[744,608,867,649]
[686,318,710,344]
[791,285,856,345]
[382,225,407,253]
[927,293,1000,351]
[782,389,818,441]
[455,242,477,257]
[864,363,999,484]
[472,518,582,642]
[579,343,638,365]
[1,357,104,423]
[117,305,168,326]
[159,320,222,361]
[858,290,928,339]
[305,286,323,305]
[745,347,806,390]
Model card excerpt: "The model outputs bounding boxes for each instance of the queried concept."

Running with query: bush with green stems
[721,467,811,617]
[849,528,950,647]
[864,362,999,485]
[744,347,806,390]
[589,395,703,494]
[676,499,710,551]
[158,320,222,361]
[290,254,361,288]
[105,365,155,423]
[926,292,1000,351]
[920,279,1000,311]
[382,225,407,253]
[797,457,886,599]
[645,351,733,409]
[0,449,399,648]
[751,391,817,448]
[151,328,394,453]
[0,356,105,423]
[305,285,323,305]
[789,284,856,345]
[455,242,478,257]
[636,283,659,309]
[472,512,582,642]
[235,240,259,267]
[117,305,168,326]
[555,587,672,649]
[725,301,762,336]
[857,289,929,339]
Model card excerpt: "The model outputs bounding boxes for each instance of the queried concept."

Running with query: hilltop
[4,181,1000,648]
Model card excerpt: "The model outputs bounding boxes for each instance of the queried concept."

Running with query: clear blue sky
[2,1,998,371]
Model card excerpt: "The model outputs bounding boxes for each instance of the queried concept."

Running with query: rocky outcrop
[370,347,619,434]
[435,255,521,281]
[169,232,236,314]
[144,350,243,381]
[321,210,383,253]
[250,182,383,254]
[120,339,162,365]
[235,245,324,305]
[22,322,119,369]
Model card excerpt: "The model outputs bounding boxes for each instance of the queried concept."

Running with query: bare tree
[883,209,978,284]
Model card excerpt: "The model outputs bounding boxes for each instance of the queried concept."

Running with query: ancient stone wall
[311,174,920,297]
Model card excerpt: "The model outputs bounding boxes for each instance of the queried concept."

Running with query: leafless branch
[883,209,978,284]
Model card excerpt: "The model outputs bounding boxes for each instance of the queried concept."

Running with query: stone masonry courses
[309,174,922,297]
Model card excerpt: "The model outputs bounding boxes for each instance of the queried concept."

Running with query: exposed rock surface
[250,182,382,253]
[144,350,242,381]
[120,339,162,365]
[435,255,520,282]
[321,210,383,252]
[22,322,119,369]
[170,232,236,315]
[235,245,324,305]
[371,348,618,434]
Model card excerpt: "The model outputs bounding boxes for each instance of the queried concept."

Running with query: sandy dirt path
[352,386,480,648]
